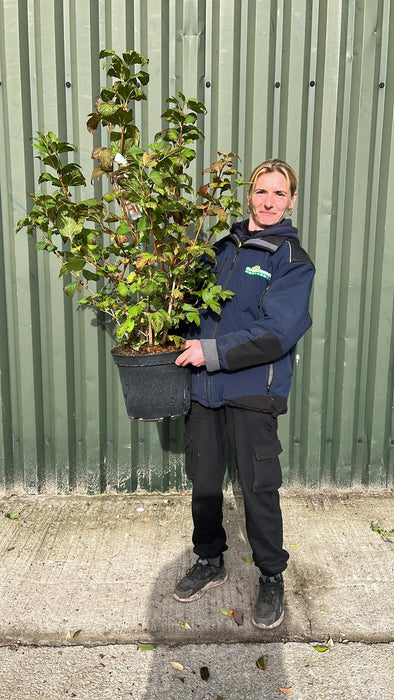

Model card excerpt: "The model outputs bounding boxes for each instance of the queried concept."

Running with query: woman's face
[248,171,297,230]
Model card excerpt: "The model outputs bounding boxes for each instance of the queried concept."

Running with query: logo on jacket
[245,265,271,280]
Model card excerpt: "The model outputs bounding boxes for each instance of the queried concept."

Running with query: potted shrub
[17,49,243,420]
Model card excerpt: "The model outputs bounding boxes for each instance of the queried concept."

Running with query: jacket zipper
[259,285,274,392]
[258,284,271,313]
[230,247,241,270]
[207,238,241,404]
[212,242,241,341]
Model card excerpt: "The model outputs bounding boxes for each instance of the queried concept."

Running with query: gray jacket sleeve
[200,339,220,372]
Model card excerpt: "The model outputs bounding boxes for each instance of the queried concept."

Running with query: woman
[174,158,315,629]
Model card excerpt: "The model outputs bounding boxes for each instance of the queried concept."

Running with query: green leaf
[242,556,254,563]
[64,281,81,296]
[117,318,135,339]
[167,334,184,347]
[116,221,133,237]
[121,50,149,67]
[36,241,52,251]
[314,646,329,653]
[256,655,266,671]
[186,97,207,114]
[103,191,116,203]
[185,310,200,324]
[59,257,86,276]
[161,128,179,142]
[38,172,61,187]
[117,282,129,298]
[370,521,394,537]
[137,642,156,651]
[82,269,100,282]
[5,512,21,520]
[96,102,121,118]
[56,212,83,238]
[61,164,86,188]
[149,170,163,188]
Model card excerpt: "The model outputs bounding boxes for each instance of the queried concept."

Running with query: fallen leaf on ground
[290,542,301,548]
[371,520,394,536]
[66,629,82,641]
[233,610,244,626]
[200,666,210,681]
[137,642,156,651]
[242,556,254,563]
[256,655,266,670]
[178,620,191,629]
[279,687,293,694]
[220,608,234,617]
[5,512,21,520]
[170,661,184,671]
[314,646,328,652]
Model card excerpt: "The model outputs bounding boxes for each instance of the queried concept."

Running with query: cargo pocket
[252,439,283,492]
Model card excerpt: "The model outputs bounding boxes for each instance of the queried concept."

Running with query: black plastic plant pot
[112,348,191,421]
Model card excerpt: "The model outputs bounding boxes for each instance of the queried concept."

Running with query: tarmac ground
[0,488,392,699]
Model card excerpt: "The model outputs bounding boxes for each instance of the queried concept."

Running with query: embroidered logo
[245,265,271,280]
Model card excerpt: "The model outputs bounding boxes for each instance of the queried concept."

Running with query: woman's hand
[175,340,206,367]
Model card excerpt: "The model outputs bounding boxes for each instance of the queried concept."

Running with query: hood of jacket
[228,217,299,244]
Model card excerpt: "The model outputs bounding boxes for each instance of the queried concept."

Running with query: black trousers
[185,401,289,576]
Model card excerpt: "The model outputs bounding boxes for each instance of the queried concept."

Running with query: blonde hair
[247,158,298,201]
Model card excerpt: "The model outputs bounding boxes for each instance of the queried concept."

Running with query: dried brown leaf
[233,610,243,626]
[200,666,210,681]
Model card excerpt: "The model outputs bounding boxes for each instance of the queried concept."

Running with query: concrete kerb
[0,488,392,648]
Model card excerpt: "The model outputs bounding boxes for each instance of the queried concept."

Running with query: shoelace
[259,580,282,604]
[186,560,212,580]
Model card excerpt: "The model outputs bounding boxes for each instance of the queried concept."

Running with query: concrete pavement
[0,488,392,698]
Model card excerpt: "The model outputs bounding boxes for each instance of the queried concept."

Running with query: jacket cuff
[200,339,221,372]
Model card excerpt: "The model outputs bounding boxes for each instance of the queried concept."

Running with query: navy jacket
[188,218,315,415]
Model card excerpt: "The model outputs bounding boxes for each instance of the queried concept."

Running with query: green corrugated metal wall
[0,0,393,493]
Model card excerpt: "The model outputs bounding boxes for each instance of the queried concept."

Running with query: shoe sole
[173,573,228,603]
[251,609,284,630]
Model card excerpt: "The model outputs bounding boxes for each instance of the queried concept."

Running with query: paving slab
[0,641,392,700]
[0,490,392,647]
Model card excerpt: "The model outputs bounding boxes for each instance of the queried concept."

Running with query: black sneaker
[173,556,228,602]
[252,573,284,629]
